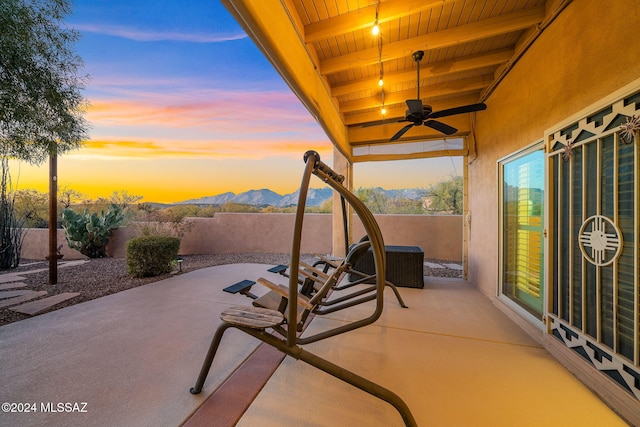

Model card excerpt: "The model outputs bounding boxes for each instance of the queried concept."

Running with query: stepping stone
[0,291,47,308]
[0,290,33,299]
[59,260,90,268]
[0,260,88,282]
[0,274,27,283]
[443,263,463,271]
[10,292,80,315]
[12,268,49,276]
[424,262,445,269]
[0,282,27,290]
[19,261,46,268]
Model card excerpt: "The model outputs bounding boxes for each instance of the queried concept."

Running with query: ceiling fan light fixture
[362,50,488,141]
[372,4,380,36]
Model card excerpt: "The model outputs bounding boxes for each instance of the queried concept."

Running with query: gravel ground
[0,254,462,327]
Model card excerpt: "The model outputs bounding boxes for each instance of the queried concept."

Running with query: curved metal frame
[288,151,387,345]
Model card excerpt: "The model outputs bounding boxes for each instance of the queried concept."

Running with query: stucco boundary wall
[20,213,462,261]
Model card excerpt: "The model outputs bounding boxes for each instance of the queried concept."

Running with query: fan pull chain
[376,0,385,116]
[415,52,420,100]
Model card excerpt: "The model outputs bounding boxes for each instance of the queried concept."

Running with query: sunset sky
[12,0,461,203]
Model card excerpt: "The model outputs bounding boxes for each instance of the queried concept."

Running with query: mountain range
[179,188,333,207]
[179,187,427,207]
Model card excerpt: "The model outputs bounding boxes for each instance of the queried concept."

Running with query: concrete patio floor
[0,262,628,426]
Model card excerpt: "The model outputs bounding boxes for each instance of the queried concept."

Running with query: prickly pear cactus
[60,204,125,258]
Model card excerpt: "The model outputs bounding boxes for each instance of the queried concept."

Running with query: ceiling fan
[364,50,487,141]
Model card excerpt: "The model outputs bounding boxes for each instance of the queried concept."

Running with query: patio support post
[332,147,351,257]
[48,150,57,285]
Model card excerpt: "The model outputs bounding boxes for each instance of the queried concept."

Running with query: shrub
[61,204,126,258]
[133,205,195,238]
[125,236,180,278]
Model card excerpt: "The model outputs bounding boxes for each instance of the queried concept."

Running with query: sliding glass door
[499,146,545,319]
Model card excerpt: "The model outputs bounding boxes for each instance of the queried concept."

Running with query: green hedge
[125,236,181,278]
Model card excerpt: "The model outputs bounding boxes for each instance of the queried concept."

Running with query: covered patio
[217,0,640,423]
[1,0,638,425]
[0,262,625,426]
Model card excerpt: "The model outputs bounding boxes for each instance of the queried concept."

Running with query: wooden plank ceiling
[222,0,564,161]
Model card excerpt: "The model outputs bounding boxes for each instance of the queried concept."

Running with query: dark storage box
[351,245,424,288]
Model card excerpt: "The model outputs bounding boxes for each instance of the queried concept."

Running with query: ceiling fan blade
[405,99,424,115]
[390,123,414,141]
[424,120,457,135]
[429,103,487,119]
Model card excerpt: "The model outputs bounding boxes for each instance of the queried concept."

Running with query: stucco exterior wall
[20,213,461,261]
[19,229,79,260]
[468,0,640,297]
[174,214,332,256]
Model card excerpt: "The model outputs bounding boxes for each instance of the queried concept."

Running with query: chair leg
[340,271,408,308]
[190,322,233,394]
[385,281,408,308]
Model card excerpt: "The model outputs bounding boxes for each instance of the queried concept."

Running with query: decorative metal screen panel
[548,91,640,400]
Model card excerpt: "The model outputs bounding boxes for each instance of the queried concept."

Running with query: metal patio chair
[189,151,417,427]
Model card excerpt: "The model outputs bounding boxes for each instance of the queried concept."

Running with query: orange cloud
[83,88,333,161]
[87,89,326,138]
[73,138,332,161]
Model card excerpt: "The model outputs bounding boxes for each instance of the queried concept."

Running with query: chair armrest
[298,261,330,279]
[297,268,326,285]
[256,278,313,310]
[314,254,342,269]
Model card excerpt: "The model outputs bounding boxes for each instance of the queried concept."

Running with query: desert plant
[125,236,180,278]
[0,158,25,269]
[58,186,85,209]
[425,176,463,215]
[12,189,49,228]
[355,187,389,214]
[134,205,195,238]
[60,204,125,258]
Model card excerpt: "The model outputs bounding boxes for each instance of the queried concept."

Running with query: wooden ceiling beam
[331,48,513,97]
[320,6,545,75]
[345,105,407,127]
[338,75,493,114]
[304,0,457,44]
[352,148,469,163]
